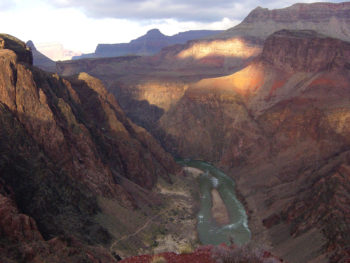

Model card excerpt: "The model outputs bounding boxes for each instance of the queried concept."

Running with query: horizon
[0,0,345,55]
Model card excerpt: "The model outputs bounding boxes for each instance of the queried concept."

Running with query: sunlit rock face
[177,38,262,60]
[156,37,262,71]
[215,2,350,42]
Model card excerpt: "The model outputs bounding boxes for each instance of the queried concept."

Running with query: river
[180,159,251,245]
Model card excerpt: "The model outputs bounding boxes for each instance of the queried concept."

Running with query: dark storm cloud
[48,0,345,22]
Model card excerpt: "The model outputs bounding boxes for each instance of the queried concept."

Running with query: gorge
[1,1,350,263]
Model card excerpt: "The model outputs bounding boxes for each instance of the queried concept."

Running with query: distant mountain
[35,42,82,61]
[73,29,223,59]
[212,2,350,41]
[26,40,56,72]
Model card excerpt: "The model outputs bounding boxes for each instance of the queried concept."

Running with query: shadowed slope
[0,34,179,262]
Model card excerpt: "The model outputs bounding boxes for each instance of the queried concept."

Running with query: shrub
[178,243,194,254]
[150,255,167,263]
[211,244,280,263]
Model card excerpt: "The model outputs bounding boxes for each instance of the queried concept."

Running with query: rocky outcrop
[0,34,32,64]
[75,29,223,59]
[214,2,350,42]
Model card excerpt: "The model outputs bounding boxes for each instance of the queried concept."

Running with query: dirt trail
[111,211,165,249]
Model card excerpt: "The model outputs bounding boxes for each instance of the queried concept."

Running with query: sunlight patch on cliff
[135,82,189,111]
[177,38,261,60]
[326,109,350,135]
[192,64,264,97]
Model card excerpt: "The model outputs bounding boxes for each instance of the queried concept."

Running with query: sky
[0,0,345,54]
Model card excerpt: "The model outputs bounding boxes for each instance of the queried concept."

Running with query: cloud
[45,0,345,22]
[0,0,15,11]
[45,0,256,21]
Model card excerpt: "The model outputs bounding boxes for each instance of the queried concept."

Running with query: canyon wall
[0,34,179,262]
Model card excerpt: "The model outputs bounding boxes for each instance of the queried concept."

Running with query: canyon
[1,1,350,263]
[55,2,350,262]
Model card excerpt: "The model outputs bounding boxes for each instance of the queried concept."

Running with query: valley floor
[96,168,201,258]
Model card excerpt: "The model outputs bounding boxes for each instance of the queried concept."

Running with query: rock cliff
[0,34,180,262]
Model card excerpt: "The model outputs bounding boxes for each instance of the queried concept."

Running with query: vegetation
[150,255,167,263]
[211,244,280,263]
[178,243,194,254]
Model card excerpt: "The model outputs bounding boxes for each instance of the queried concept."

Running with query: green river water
[180,160,251,245]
